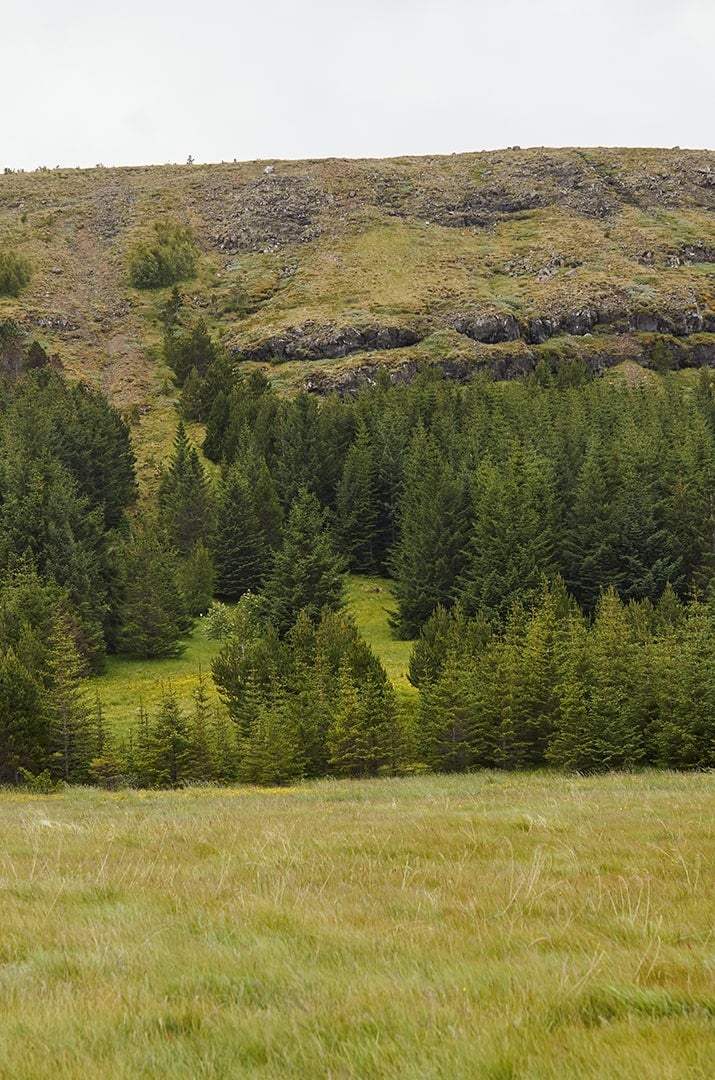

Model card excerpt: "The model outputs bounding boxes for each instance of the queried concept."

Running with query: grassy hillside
[1,149,714,474]
[0,772,712,1078]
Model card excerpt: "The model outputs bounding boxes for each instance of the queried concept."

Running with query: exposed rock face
[239,323,421,363]
[445,305,715,347]
[447,313,520,343]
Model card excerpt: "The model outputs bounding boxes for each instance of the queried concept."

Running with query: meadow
[91,574,415,736]
[0,771,712,1078]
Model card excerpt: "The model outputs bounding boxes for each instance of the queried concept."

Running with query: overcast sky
[4,0,713,169]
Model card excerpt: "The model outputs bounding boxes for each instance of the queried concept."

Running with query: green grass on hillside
[0,772,713,1078]
[345,575,416,701]
[92,619,225,736]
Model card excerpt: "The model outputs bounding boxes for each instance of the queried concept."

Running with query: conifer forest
[3,315,715,787]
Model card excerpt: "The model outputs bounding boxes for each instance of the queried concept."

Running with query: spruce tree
[238,685,304,786]
[651,600,715,768]
[327,660,370,776]
[117,520,190,658]
[335,423,380,572]
[43,612,94,783]
[180,542,215,617]
[583,589,647,770]
[417,651,480,772]
[158,422,214,557]
[457,443,556,624]
[186,670,219,781]
[389,427,470,638]
[213,464,265,600]
[147,687,191,787]
[0,649,48,783]
[260,489,346,635]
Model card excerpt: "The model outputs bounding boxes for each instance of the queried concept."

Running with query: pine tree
[273,392,328,505]
[389,427,470,638]
[417,651,480,772]
[180,542,215,617]
[583,589,647,770]
[651,600,715,768]
[545,609,591,770]
[327,660,371,777]
[457,443,556,624]
[147,687,191,787]
[43,612,94,783]
[408,602,491,689]
[238,685,304,786]
[164,318,217,385]
[0,648,49,783]
[335,423,380,572]
[186,669,218,781]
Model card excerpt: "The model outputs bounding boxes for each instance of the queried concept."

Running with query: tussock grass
[0,772,712,1077]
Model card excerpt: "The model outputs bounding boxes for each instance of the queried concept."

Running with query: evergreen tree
[186,669,219,781]
[273,392,328,505]
[146,687,191,787]
[116,520,190,658]
[583,589,647,770]
[43,612,94,783]
[389,427,470,638]
[180,542,215,617]
[417,651,480,772]
[457,443,557,624]
[213,464,265,600]
[0,649,48,783]
[335,423,380,572]
[327,660,370,776]
[651,600,715,768]
[408,602,491,689]
[260,489,346,635]
[238,685,304,786]
[164,318,216,384]
[0,453,108,666]
[158,422,214,557]
[545,611,591,770]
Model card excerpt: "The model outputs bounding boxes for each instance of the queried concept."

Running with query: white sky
[4,0,713,169]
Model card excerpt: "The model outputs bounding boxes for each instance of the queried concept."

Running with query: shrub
[204,601,235,641]
[0,251,32,297]
[128,220,198,290]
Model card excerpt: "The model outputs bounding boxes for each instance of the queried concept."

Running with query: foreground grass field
[1,772,713,1078]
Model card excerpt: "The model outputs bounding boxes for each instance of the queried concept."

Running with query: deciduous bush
[128,221,198,289]
[0,251,32,296]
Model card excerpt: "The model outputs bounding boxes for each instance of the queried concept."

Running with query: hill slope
[1,147,713,419]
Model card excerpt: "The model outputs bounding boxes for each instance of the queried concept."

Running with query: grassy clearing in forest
[344,575,416,702]
[0,772,713,1078]
[92,619,224,737]
[92,575,414,734]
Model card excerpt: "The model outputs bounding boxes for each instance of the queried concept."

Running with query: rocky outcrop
[201,174,330,254]
[33,314,78,332]
[239,323,420,363]
[446,304,715,348]
[447,312,520,343]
